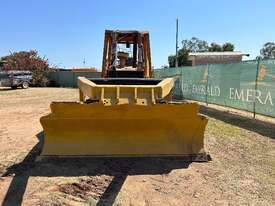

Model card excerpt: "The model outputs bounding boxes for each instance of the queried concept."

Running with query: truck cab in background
[0,70,33,89]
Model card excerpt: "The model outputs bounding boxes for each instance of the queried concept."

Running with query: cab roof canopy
[105,30,149,44]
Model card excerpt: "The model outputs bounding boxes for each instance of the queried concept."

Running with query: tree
[0,60,6,67]
[168,37,208,67]
[168,37,236,67]
[168,48,189,67]
[260,42,275,59]
[168,55,176,68]
[1,50,51,86]
[182,37,209,52]
[222,42,234,51]
[209,43,222,52]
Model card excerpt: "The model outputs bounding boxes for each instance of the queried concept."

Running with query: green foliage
[222,42,235,51]
[169,37,208,67]
[168,48,189,67]
[260,42,275,59]
[182,37,209,52]
[0,60,6,67]
[1,50,51,86]
[209,43,222,52]
[168,37,235,68]
[168,55,176,68]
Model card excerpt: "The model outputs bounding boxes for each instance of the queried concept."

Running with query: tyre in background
[22,81,29,89]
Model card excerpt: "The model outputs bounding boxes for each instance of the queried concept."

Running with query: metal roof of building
[188,51,249,56]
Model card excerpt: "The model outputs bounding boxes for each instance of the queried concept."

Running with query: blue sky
[0,0,274,70]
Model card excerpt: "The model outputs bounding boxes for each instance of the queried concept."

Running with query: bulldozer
[39,30,209,161]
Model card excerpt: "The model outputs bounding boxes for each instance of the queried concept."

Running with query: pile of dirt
[58,175,113,200]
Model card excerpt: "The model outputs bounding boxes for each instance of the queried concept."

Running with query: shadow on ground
[200,105,275,139]
[0,87,27,91]
[0,88,13,91]
[1,132,193,206]
[2,105,274,205]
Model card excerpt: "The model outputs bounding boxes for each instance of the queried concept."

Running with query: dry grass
[0,87,274,206]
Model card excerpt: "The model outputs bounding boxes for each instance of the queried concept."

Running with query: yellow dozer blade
[39,77,209,161]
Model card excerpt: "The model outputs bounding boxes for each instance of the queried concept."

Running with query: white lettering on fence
[191,84,220,97]
[229,88,273,106]
[182,85,273,107]
[264,92,273,105]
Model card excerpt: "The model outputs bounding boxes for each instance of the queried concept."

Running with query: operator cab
[102,30,152,78]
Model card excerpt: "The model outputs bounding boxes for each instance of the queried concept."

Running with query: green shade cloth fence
[48,71,101,87]
[154,59,275,117]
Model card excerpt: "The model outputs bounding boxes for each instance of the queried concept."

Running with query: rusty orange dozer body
[39,30,209,161]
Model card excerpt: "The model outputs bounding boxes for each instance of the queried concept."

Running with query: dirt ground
[0,87,274,206]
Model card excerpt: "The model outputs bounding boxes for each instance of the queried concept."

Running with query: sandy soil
[0,87,274,206]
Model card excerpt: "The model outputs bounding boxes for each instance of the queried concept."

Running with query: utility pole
[175,18,179,68]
